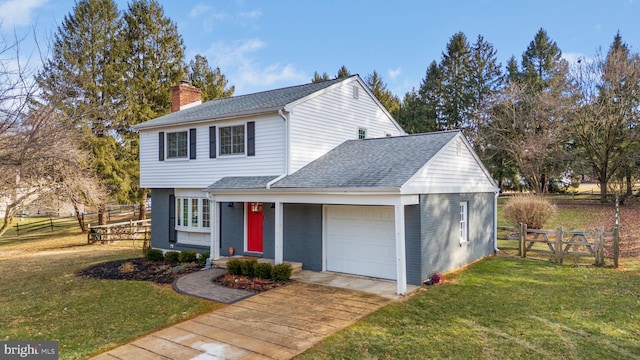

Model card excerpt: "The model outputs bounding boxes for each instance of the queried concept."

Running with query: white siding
[288,78,404,173]
[402,136,497,194]
[139,114,286,188]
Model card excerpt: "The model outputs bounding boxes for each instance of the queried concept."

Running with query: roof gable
[134,76,354,130]
[271,131,459,189]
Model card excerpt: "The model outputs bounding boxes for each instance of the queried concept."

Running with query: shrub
[240,259,257,277]
[503,194,557,229]
[178,250,197,263]
[144,248,164,261]
[164,251,180,263]
[197,252,210,265]
[271,263,292,281]
[254,262,273,279]
[226,259,243,275]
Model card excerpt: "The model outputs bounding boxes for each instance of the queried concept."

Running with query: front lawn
[0,235,220,360]
[297,257,640,359]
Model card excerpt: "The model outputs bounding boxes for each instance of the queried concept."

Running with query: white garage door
[325,205,396,280]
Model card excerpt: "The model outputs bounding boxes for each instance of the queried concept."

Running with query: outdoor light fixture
[228,202,233,208]
[250,202,263,212]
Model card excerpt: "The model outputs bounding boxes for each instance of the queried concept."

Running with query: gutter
[265,109,290,190]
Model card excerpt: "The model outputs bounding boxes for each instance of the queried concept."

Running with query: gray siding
[404,205,422,285]
[220,202,245,256]
[419,193,495,282]
[283,204,322,271]
[262,204,275,259]
[150,188,208,252]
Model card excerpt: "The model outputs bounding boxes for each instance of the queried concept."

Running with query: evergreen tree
[439,32,472,131]
[366,70,400,115]
[506,55,520,83]
[336,65,351,78]
[521,28,563,91]
[188,54,234,101]
[36,0,129,223]
[311,71,330,83]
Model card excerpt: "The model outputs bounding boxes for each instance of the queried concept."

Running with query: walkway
[92,281,393,359]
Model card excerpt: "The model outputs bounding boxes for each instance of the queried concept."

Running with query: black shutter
[159,132,165,161]
[247,121,255,156]
[209,126,216,158]
[168,194,176,243]
[189,128,196,159]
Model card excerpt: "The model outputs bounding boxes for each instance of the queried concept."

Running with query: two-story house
[134,75,499,295]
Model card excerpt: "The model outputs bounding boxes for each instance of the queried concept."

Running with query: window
[459,201,469,244]
[176,197,211,230]
[167,131,188,158]
[202,199,210,228]
[358,127,367,139]
[219,125,245,155]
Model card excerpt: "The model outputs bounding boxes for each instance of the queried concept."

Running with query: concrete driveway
[91,282,393,359]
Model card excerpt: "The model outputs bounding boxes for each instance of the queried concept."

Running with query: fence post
[520,223,527,258]
[555,226,564,265]
[594,227,601,266]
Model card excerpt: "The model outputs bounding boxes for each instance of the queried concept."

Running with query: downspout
[494,190,500,253]
[266,109,289,190]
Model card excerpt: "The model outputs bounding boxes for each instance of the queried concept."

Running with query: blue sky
[1,0,639,97]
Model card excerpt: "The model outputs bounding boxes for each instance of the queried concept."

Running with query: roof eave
[133,107,282,131]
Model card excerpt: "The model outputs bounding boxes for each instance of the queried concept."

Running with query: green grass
[0,235,220,360]
[297,257,640,359]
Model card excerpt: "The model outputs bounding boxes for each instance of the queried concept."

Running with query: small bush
[503,194,557,229]
[271,263,292,281]
[254,262,273,279]
[164,251,180,263]
[144,249,164,261]
[178,250,197,263]
[197,252,210,265]
[241,259,257,277]
[226,259,243,275]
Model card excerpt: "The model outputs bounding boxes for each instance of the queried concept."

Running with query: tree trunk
[625,169,633,197]
[138,194,147,220]
[599,179,608,203]
[98,204,107,225]
[73,203,87,232]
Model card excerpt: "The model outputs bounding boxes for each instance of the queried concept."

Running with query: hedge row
[226,259,292,281]
[143,249,209,265]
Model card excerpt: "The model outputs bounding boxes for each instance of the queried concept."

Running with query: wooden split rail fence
[498,224,619,267]
[88,219,151,249]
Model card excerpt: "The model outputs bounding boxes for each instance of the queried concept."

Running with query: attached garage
[324,205,396,280]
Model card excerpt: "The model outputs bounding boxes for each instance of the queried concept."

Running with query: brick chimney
[171,81,202,112]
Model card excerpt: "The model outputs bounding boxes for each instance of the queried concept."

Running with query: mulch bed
[212,273,289,292]
[77,258,203,284]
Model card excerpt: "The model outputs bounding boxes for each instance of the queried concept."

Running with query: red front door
[247,202,264,253]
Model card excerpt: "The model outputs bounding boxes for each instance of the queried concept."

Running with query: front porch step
[212,256,302,273]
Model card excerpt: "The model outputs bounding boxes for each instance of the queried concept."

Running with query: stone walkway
[173,268,255,304]
[91,281,393,359]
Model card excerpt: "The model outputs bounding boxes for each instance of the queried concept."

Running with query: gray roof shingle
[271,131,459,189]
[206,176,281,190]
[135,76,351,129]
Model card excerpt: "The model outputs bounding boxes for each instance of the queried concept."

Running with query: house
[134,75,499,294]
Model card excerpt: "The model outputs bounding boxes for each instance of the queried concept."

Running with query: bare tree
[569,35,640,202]
[0,34,106,236]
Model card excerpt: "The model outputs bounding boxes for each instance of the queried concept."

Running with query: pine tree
[336,65,351,78]
[36,0,129,223]
[521,28,563,91]
[311,71,330,83]
[366,70,400,115]
[439,32,472,131]
[188,54,234,101]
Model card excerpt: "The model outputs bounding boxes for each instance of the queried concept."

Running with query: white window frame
[166,131,188,159]
[358,127,367,139]
[175,197,210,231]
[459,201,469,244]
[219,124,245,156]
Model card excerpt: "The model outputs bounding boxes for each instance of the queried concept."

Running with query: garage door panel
[326,205,396,280]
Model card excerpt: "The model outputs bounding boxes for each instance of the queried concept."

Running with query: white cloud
[204,38,306,94]
[0,0,47,30]
[388,67,402,80]
[188,3,225,20]
[239,10,262,19]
